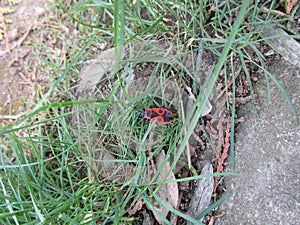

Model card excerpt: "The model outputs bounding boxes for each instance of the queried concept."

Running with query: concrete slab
[216,60,300,225]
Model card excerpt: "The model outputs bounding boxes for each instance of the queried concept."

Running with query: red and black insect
[142,108,174,124]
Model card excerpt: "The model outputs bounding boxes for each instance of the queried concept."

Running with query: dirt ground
[0,0,50,119]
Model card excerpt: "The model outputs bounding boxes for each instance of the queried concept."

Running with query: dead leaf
[142,210,152,225]
[184,83,212,117]
[77,47,123,93]
[128,197,143,216]
[284,0,298,14]
[188,163,214,221]
[147,151,179,224]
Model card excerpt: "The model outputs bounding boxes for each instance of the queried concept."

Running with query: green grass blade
[230,55,236,170]
[172,0,253,172]
[264,70,299,125]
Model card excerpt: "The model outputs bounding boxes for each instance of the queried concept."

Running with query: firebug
[142,108,174,124]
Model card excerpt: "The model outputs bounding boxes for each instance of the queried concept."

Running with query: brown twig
[0,115,19,120]
[217,72,239,100]
[0,24,33,57]
[208,211,226,225]
[12,24,33,49]
[260,6,291,18]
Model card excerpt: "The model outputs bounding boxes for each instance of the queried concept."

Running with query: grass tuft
[0,0,298,224]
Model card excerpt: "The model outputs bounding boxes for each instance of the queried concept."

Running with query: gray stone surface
[216,61,300,225]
